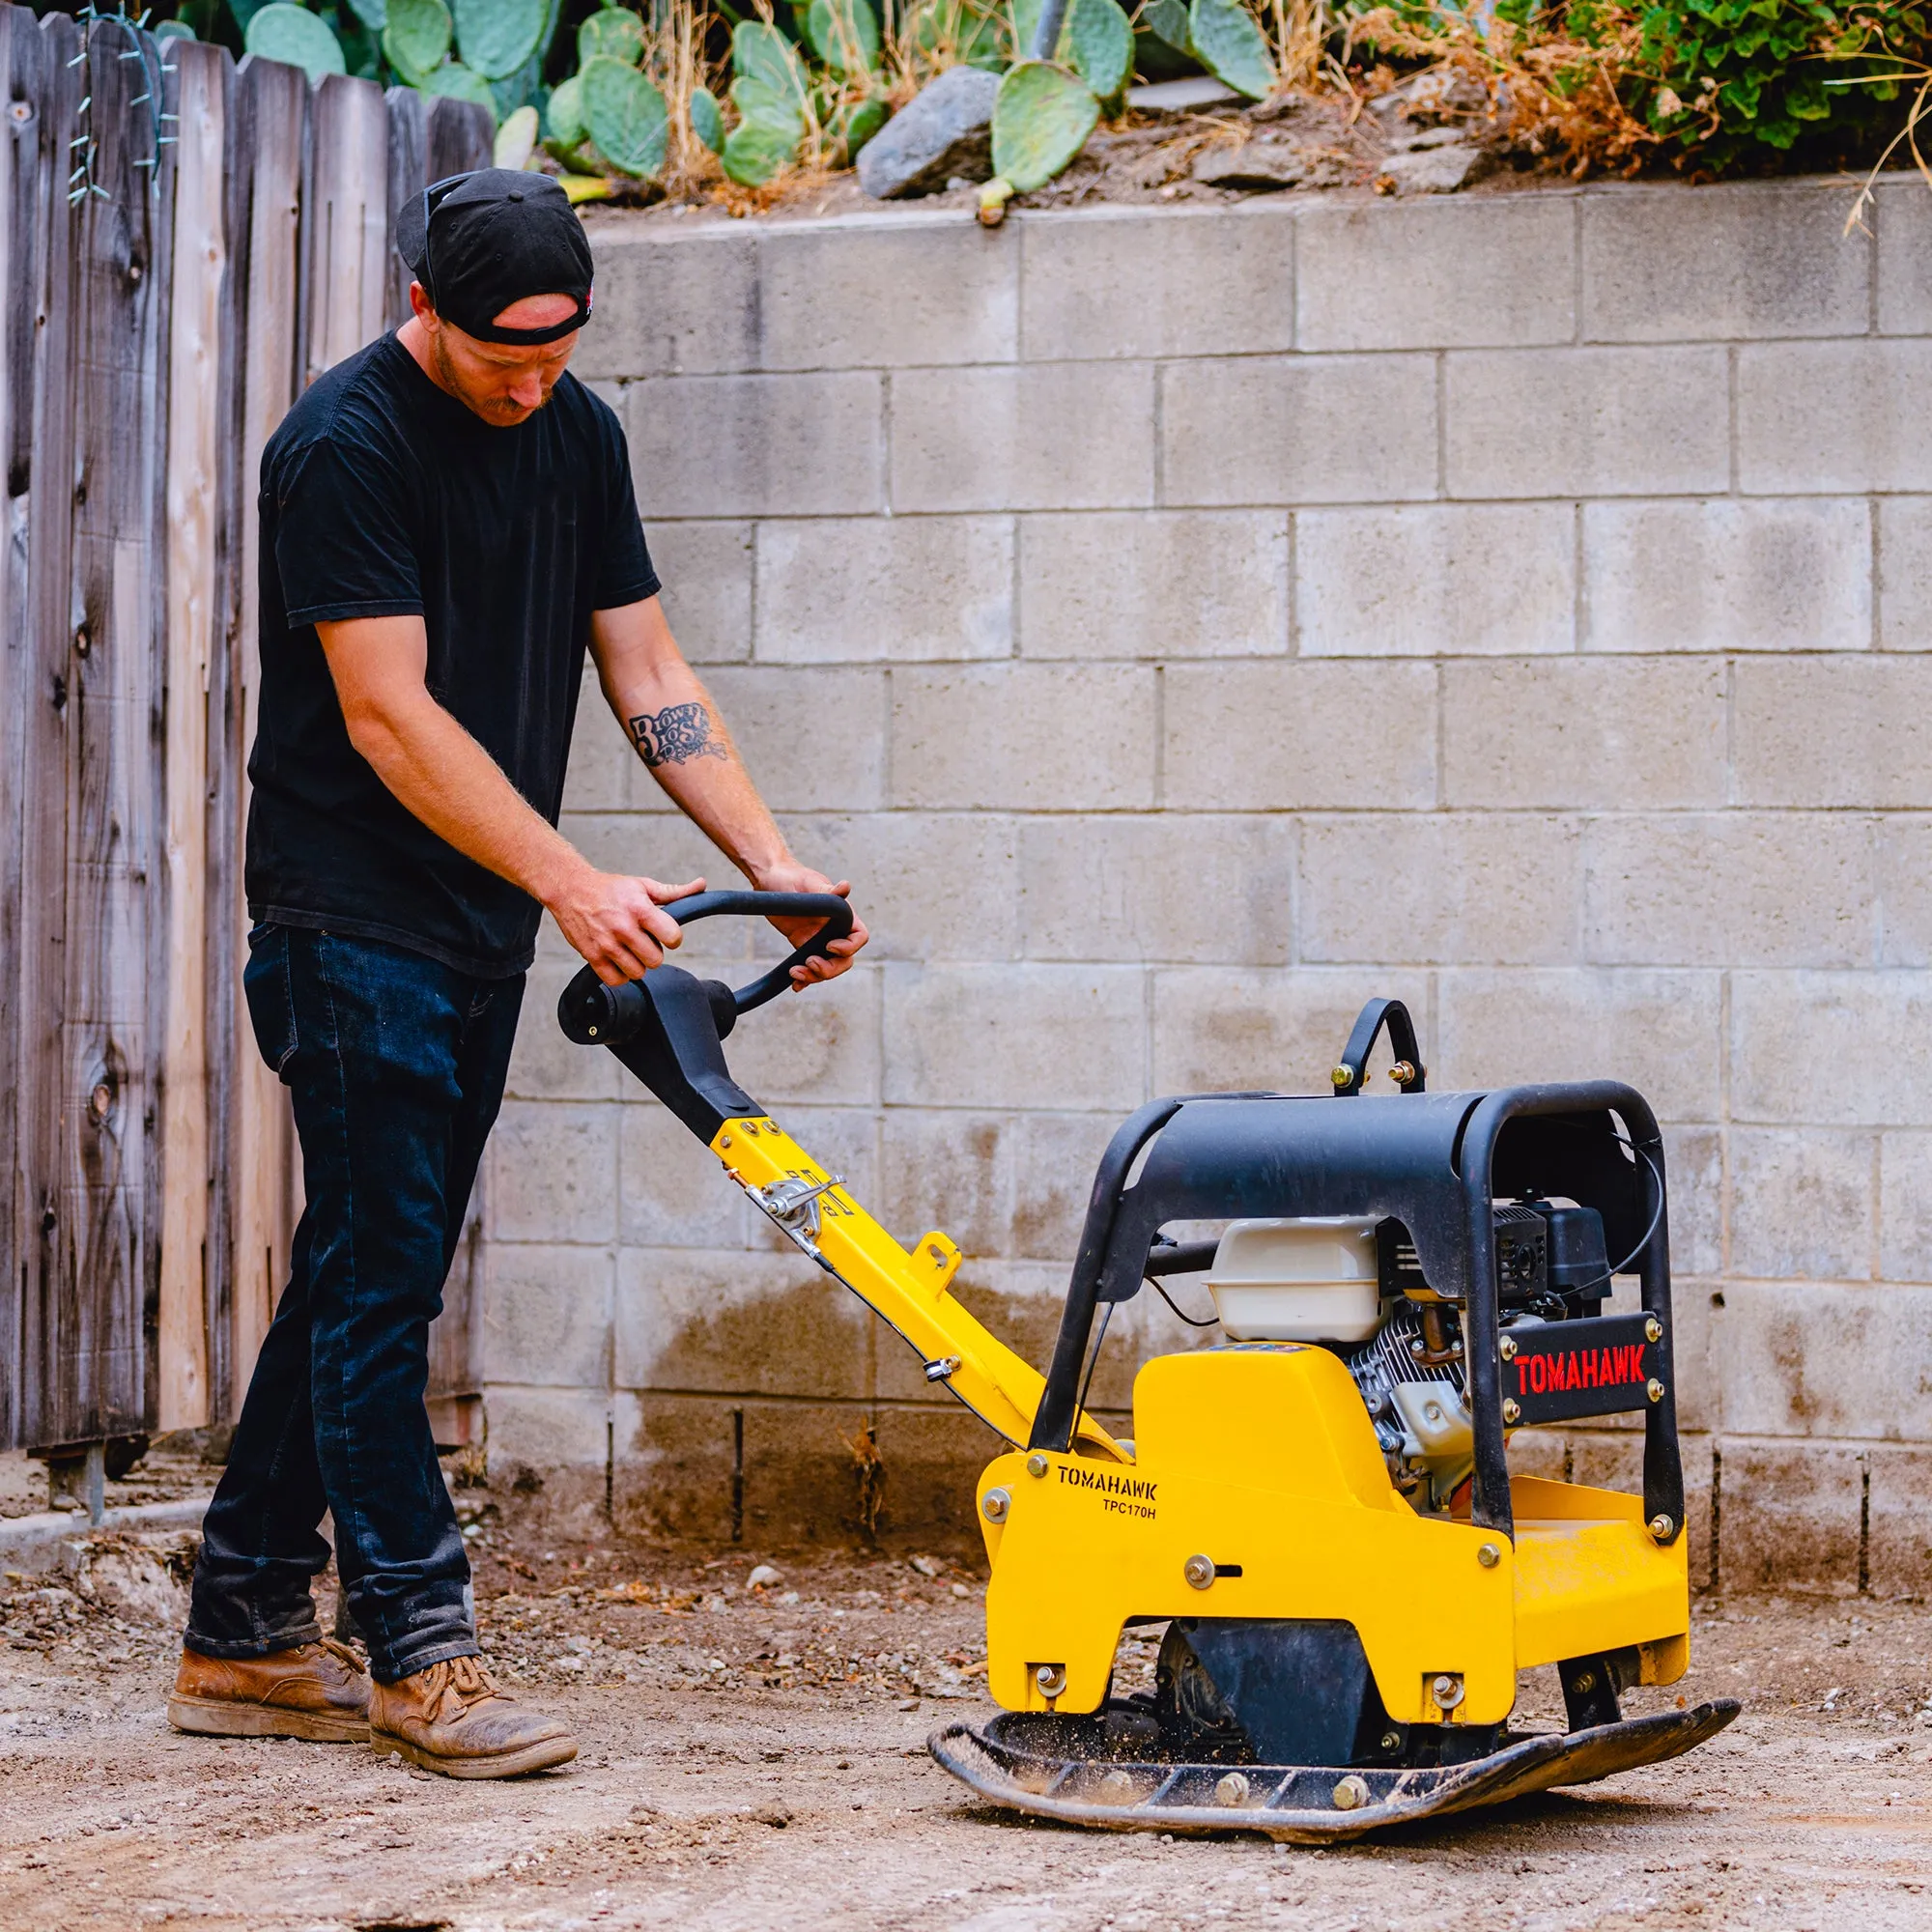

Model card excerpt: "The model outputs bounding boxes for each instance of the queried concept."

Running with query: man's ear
[409,280,437,327]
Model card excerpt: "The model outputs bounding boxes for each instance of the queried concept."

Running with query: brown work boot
[167,1638,370,1742]
[368,1655,577,1778]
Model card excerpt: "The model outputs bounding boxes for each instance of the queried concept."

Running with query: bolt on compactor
[559,893,1738,1841]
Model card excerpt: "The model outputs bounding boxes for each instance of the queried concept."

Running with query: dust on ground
[0,1444,1928,1930]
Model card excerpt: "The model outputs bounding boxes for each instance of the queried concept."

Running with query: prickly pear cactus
[832,93,889,160]
[731,18,810,111]
[383,0,452,83]
[805,0,880,78]
[546,70,587,146]
[452,0,546,80]
[1065,0,1131,99]
[422,59,499,123]
[246,2,348,81]
[722,116,799,185]
[494,101,540,168]
[990,59,1099,192]
[1188,0,1275,99]
[580,52,668,177]
[578,5,646,66]
[690,84,725,155]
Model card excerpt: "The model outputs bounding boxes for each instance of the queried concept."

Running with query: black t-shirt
[245,332,659,978]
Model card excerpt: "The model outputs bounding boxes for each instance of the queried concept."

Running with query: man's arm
[317,613,698,985]
[588,596,867,984]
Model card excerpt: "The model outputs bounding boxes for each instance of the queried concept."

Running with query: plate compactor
[559,893,1739,1841]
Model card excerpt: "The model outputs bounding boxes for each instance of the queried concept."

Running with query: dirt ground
[2,1446,1930,1931]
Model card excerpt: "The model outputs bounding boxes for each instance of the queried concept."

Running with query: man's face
[412,286,580,426]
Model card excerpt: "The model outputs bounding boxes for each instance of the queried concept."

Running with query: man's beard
[432,330,556,423]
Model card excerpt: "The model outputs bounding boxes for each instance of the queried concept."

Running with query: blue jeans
[185,925,524,1684]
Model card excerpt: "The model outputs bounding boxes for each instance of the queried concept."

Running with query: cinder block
[890,362,1154,513]
[626,371,882,518]
[1009,1111,1125,1263]
[1877,818,1932,966]
[1018,511,1289,659]
[1878,498,1932,650]
[1866,1445,1932,1597]
[1567,1432,1644,1500]
[480,1387,612,1468]
[559,671,633,814]
[1583,814,1875,969]
[1731,970,1932,1128]
[1297,196,1575,351]
[615,1246,870,1397]
[1019,814,1294,965]
[1581,183,1869,342]
[1719,1281,1932,1441]
[883,962,1146,1111]
[1506,1428,1568,1481]
[782,812,1022,964]
[482,1243,612,1387]
[1663,1128,1724,1280]
[505,956,618,1104]
[1658,1278,1718,1438]
[759,216,1017,369]
[877,1110,1010,1258]
[1582,499,1873,652]
[1435,968,1721,1122]
[1727,1131,1876,1283]
[1441,658,1725,810]
[619,1103,747,1249]
[1445,347,1729,499]
[1738,340,1932,494]
[646,520,753,664]
[719,961,881,1107]
[1300,813,1580,966]
[576,228,757,380]
[1021,204,1294,360]
[1879,1132,1932,1281]
[891,664,1156,810]
[486,1101,618,1244]
[1151,965,1390,1095]
[1161,354,1436,507]
[1163,661,1436,810]
[1734,658,1932,808]
[698,665,888,810]
[1876,177,1932,338]
[1717,1440,1862,1597]
[753,515,1012,664]
[1296,503,1575,657]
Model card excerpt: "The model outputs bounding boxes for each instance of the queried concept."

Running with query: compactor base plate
[928,1699,1741,1842]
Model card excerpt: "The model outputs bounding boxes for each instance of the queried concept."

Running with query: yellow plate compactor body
[559,902,1737,1840]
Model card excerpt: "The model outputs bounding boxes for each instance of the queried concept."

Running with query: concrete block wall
[482,175,1932,1591]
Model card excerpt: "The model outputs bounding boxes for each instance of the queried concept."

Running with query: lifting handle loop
[1331,997,1426,1097]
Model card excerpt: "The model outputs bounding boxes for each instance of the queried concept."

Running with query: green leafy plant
[990,55,1100,185]
[244,1,347,80]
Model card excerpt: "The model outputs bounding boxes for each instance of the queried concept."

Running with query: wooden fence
[0,2,493,1461]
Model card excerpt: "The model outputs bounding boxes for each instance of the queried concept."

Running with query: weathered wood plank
[301,72,387,390]
[425,95,491,183]
[55,5,169,1444]
[156,36,228,1433]
[12,10,80,1452]
[227,50,304,1411]
[382,84,425,331]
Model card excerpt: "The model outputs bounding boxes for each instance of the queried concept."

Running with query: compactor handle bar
[557,891,854,1048]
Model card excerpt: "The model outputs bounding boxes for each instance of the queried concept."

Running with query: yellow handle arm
[712,1117,1123,1461]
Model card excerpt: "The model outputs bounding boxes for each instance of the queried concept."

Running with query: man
[166,171,865,1777]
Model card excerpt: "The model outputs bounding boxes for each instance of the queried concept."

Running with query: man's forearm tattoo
[629,701,728,768]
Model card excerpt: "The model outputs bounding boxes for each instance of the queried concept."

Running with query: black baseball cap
[397,169,595,346]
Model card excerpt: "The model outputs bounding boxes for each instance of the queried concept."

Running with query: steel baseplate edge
[927,1700,1742,1842]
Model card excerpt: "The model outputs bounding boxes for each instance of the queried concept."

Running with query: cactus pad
[1187,0,1274,99]
[731,18,809,109]
[910,0,1005,68]
[546,70,586,144]
[837,94,889,158]
[382,0,451,82]
[989,60,1098,191]
[245,3,348,81]
[1141,0,1189,50]
[452,0,546,79]
[805,0,880,76]
[422,59,499,123]
[690,84,725,154]
[1065,0,1130,99]
[494,101,540,168]
[722,116,799,186]
[344,0,387,33]
[578,6,646,66]
[580,53,668,176]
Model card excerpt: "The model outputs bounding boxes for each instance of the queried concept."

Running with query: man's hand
[753,865,869,986]
[546,865,706,987]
